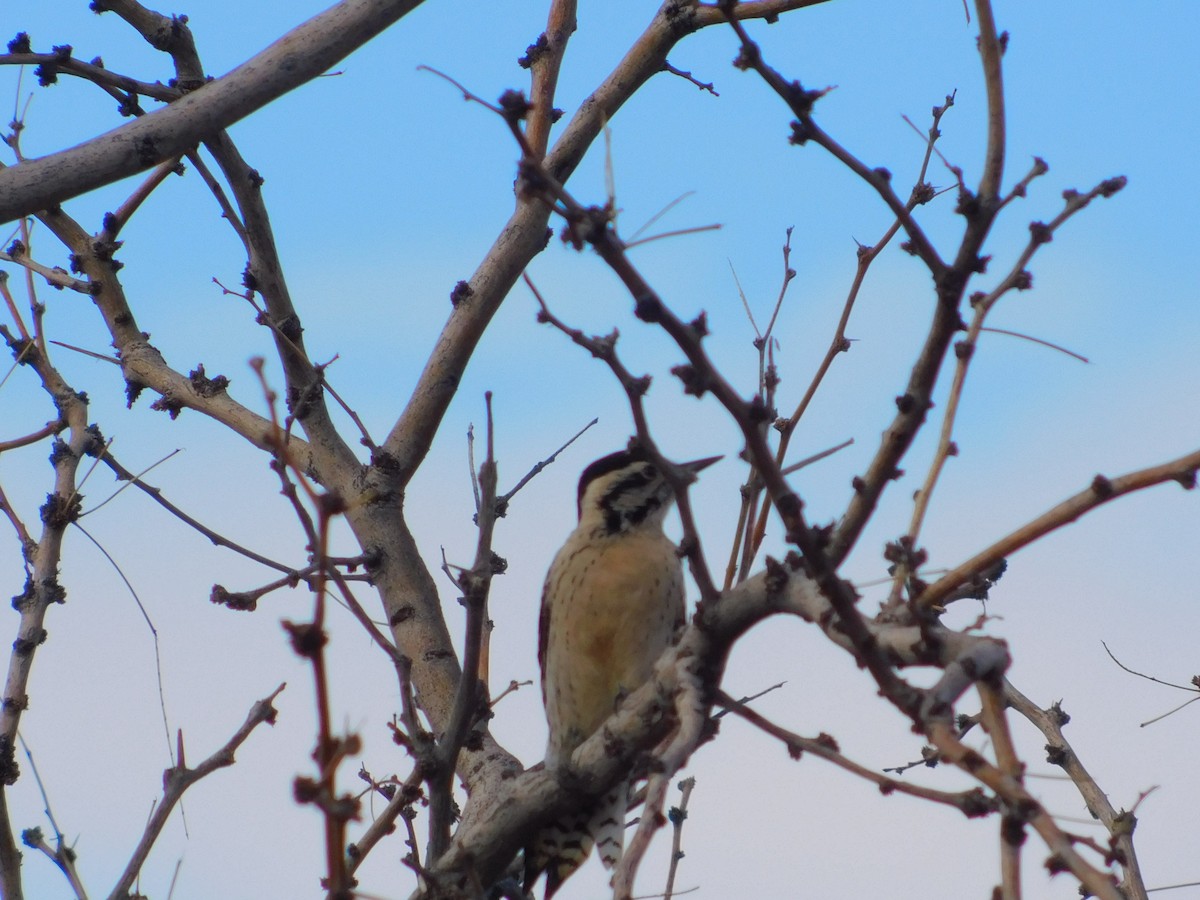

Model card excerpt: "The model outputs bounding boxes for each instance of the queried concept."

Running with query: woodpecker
[526,447,719,898]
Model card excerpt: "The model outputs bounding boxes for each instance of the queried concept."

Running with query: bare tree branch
[0,0,429,222]
[917,448,1200,611]
[106,684,286,900]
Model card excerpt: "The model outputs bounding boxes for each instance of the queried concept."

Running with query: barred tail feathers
[524,781,629,897]
[525,815,594,899]
[593,779,630,870]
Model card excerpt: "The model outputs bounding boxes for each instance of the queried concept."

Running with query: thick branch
[0,0,427,222]
[382,0,820,481]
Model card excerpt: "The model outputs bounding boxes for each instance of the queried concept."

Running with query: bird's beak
[683,455,722,474]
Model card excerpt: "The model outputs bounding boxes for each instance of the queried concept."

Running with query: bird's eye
[642,465,656,479]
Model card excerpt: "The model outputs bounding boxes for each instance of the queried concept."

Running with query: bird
[525,446,719,898]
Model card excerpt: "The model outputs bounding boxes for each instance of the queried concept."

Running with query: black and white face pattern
[576,449,674,535]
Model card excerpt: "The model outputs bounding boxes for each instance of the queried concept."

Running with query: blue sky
[2,2,1198,898]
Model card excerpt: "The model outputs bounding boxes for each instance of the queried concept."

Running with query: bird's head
[576,447,720,535]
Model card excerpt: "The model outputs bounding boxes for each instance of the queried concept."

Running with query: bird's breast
[543,530,685,756]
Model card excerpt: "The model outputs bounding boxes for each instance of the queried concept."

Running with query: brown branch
[0,249,91,294]
[718,689,998,816]
[978,684,1023,900]
[30,199,309,465]
[0,419,62,454]
[0,51,181,104]
[893,168,1121,606]
[917,447,1199,611]
[249,359,358,896]
[973,0,1006,204]
[345,767,425,878]
[523,0,577,159]
[91,0,205,88]
[200,130,357,472]
[928,719,1124,900]
[94,448,298,575]
[429,393,499,862]
[1004,682,1147,900]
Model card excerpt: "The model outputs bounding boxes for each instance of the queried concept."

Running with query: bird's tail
[525,812,593,898]
[592,780,629,870]
[524,780,629,898]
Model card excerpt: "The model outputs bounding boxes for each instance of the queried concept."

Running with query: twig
[1146,880,1200,893]
[346,767,425,877]
[1101,643,1197,694]
[1004,682,1148,899]
[630,191,697,242]
[17,734,89,899]
[1137,698,1200,729]
[99,154,184,242]
[662,777,696,900]
[430,392,500,861]
[0,418,62,453]
[71,522,177,787]
[716,690,995,815]
[1101,642,1200,727]
[210,563,369,612]
[489,679,532,707]
[0,270,31,341]
[522,0,578,160]
[0,50,181,105]
[897,170,1123,606]
[93,448,298,575]
[710,681,785,719]
[467,422,481,515]
[623,222,721,250]
[47,340,120,364]
[662,61,718,96]
[495,415,598,515]
[106,685,285,900]
[0,480,34,554]
[0,249,92,294]
[979,326,1089,363]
